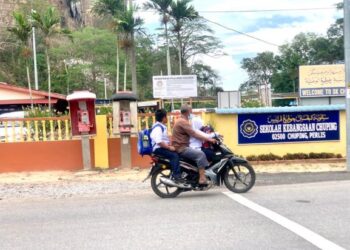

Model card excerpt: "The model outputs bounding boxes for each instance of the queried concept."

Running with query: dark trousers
[154,148,181,178]
[202,148,215,162]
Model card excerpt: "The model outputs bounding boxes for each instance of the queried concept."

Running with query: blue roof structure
[216,105,345,114]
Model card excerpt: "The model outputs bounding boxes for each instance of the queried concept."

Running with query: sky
[135,0,342,91]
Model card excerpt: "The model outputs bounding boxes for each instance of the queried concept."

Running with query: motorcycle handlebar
[213,133,223,144]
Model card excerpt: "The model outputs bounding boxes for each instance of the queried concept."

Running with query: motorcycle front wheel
[223,161,256,193]
[151,167,182,198]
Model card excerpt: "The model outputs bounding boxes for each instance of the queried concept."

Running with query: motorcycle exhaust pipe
[160,177,191,189]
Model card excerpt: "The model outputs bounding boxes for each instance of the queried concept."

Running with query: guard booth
[112,92,138,168]
[67,90,96,170]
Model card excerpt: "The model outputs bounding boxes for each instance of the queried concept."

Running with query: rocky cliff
[0,0,93,29]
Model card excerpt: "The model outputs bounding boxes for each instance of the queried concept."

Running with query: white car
[0,111,25,119]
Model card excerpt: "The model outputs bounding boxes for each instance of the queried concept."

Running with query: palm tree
[8,11,34,109]
[144,0,173,75]
[93,0,124,16]
[170,0,198,74]
[31,7,71,113]
[117,6,144,94]
[92,0,125,92]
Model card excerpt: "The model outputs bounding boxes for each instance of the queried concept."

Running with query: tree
[144,0,173,75]
[240,18,346,107]
[93,1,143,95]
[92,0,125,92]
[326,13,344,63]
[272,33,328,95]
[8,11,34,108]
[170,0,198,74]
[117,6,143,94]
[31,7,71,112]
[50,28,119,96]
[0,30,25,84]
[0,32,12,51]
[92,0,124,16]
[241,52,276,105]
[192,62,221,96]
[180,18,224,63]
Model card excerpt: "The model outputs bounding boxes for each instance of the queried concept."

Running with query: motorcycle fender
[142,163,169,182]
[217,157,249,184]
[230,157,249,165]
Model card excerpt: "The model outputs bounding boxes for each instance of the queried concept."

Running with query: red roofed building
[0,82,68,114]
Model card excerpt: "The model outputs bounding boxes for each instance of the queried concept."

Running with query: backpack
[137,124,165,156]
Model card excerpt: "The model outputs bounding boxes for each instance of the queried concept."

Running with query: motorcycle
[143,136,256,198]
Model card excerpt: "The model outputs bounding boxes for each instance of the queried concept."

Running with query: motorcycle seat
[153,154,209,168]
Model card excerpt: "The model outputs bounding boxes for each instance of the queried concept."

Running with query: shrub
[284,153,309,160]
[246,153,282,161]
[97,106,112,115]
[24,105,67,118]
[336,154,343,158]
[246,155,258,161]
[246,152,342,161]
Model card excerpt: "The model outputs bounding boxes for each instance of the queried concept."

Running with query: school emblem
[240,119,258,138]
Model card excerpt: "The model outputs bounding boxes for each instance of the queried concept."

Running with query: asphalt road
[1,179,349,250]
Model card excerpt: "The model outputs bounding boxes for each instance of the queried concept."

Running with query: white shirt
[190,116,216,149]
[150,122,169,151]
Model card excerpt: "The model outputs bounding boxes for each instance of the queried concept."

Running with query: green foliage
[144,0,173,16]
[24,106,67,117]
[170,0,198,32]
[241,51,276,89]
[8,12,32,46]
[0,0,224,103]
[92,0,125,17]
[31,7,62,40]
[246,152,343,161]
[117,7,144,49]
[241,99,263,108]
[240,15,344,104]
[96,106,113,115]
[178,18,225,62]
[192,62,221,96]
[50,27,120,96]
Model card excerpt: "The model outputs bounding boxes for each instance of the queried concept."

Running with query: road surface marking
[223,192,345,250]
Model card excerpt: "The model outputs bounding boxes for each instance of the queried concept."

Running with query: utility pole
[344,0,350,171]
[104,78,107,99]
[32,27,39,90]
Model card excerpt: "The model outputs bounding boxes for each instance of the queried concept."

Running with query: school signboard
[153,75,197,99]
[238,111,340,144]
[299,64,345,97]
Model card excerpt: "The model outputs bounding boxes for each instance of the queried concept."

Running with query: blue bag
[137,124,164,156]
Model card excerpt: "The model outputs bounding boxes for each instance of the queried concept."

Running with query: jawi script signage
[299,65,345,97]
[238,111,340,144]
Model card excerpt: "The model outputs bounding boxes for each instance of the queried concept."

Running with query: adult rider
[172,104,216,185]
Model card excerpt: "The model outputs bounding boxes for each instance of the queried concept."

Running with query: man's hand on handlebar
[213,133,223,141]
[208,138,217,144]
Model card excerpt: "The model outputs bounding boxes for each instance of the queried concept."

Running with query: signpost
[299,65,345,98]
[218,91,241,108]
[238,111,340,144]
[152,75,197,99]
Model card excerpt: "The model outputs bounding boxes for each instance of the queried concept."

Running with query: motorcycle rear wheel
[224,162,255,193]
[151,167,182,198]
